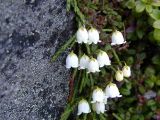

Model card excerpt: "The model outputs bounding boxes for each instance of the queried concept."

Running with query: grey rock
[0,0,75,119]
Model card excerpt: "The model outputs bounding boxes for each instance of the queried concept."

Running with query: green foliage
[52,0,160,119]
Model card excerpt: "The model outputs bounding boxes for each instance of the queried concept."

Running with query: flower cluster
[115,65,131,81]
[65,27,131,116]
[66,50,111,72]
[77,83,122,115]
[66,27,111,72]
[76,27,126,45]
[76,27,101,44]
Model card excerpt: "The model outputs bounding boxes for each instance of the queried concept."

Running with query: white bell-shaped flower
[92,102,106,114]
[97,50,111,67]
[77,99,91,115]
[91,88,105,103]
[88,28,100,44]
[122,65,131,77]
[115,70,124,81]
[66,51,78,69]
[76,27,88,44]
[87,58,100,73]
[111,30,126,45]
[104,82,122,98]
[79,54,90,69]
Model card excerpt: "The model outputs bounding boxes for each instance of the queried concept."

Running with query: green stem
[79,71,85,93]
[109,66,117,72]
[85,44,91,55]
[51,35,76,62]
[112,113,122,120]
[71,0,85,24]
[90,74,94,88]
[71,69,81,103]
[83,114,87,120]
[60,103,77,120]
[111,48,122,66]
[66,0,71,11]
[92,112,97,120]
[99,114,106,120]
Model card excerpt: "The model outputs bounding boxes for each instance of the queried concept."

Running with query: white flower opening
[111,30,126,45]
[91,88,105,103]
[122,65,131,77]
[79,54,90,70]
[97,50,111,67]
[88,28,101,44]
[92,102,106,114]
[77,99,91,115]
[76,27,88,44]
[66,51,78,69]
[87,58,100,73]
[104,82,122,98]
[115,70,124,81]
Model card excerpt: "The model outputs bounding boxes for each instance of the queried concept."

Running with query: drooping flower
[87,58,100,73]
[115,70,124,81]
[77,99,91,115]
[97,50,111,67]
[79,54,89,69]
[91,87,105,103]
[122,65,131,77]
[104,82,122,98]
[88,28,100,44]
[111,30,126,45]
[66,51,78,69]
[76,27,88,44]
[92,102,106,114]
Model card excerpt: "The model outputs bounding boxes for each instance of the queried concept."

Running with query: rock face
[0,0,75,119]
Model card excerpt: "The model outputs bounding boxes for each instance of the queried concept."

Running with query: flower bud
[88,28,100,44]
[66,51,78,69]
[87,58,100,73]
[104,82,122,98]
[77,99,91,115]
[115,70,124,81]
[92,102,106,114]
[111,30,126,45]
[91,88,105,103]
[122,65,131,77]
[97,50,111,67]
[79,54,89,69]
[76,27,88,44]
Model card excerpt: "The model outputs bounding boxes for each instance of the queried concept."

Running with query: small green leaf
[136,29,144,39]
[155,76,160,86]
[126,57,134,65]
[104,44,112,51]
[126,82,132,90]
[153,20,160,29]
[145,5,152,13]
[120,88,131,95]
[152,55,160,65]
[135,1,145,13]
[138,86,145,94]
[153,29,160,41]
[147,100,156,107]
[127,49,136,55]
[151,1,160,6]
[125,0,135,9]
[145,78,154,88]
[141,0,147,3]
[149,9,160,20]
[145,67,155,76]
